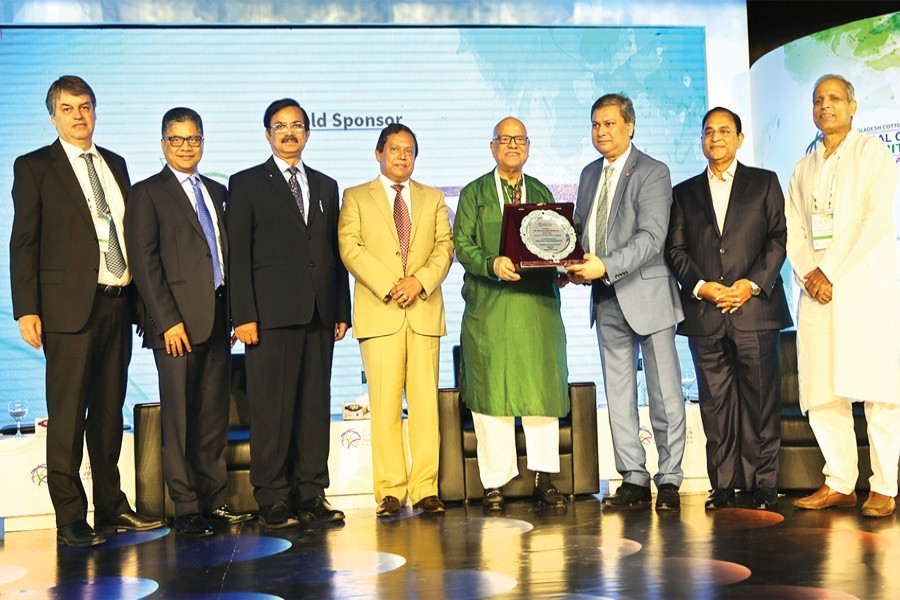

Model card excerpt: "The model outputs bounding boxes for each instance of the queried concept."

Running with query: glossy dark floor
[1,491,898,599]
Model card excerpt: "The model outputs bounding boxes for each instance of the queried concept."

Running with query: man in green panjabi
[453,116,569,511]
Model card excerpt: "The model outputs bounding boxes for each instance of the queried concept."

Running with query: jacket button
[310,262,315,268]
[719,248,726,254]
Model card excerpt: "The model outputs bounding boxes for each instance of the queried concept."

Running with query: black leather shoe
[258,501,300,529]
[602,482,652,508]
[297,495,345,523]
[413,495,445,514]
[482,488,504,511]
[534,472,568,508]
[205,505,254,524]
[704,488,736,510]
[655,484,680,511]
[95,509,166,532]
[174,513,214,536]
[58,520,106,547]
[376,496,401,518]
[753,486,779,510]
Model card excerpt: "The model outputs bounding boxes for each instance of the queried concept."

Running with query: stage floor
[1,491,897,599]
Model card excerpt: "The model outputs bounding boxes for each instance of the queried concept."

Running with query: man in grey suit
[567,93,685,510]
[127,107,253,535]
[666,107,792,511]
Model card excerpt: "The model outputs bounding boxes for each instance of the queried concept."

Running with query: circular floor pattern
[335,568,518,599]
[45,576,159,598]
[707,508,785,531]
[462,516,535,537]
[657,557,753,587]
[724,584,859,599]
[0,563,28,585]
[266,550,407,585]
[756,528,892,554]
[525,533,642,561]
[157,534,293,568]
[187,593,285,600]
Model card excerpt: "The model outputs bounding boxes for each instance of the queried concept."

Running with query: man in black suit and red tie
[666,106,792,510]
[10,75,164,547]
[126,107,253,536]
[228,98,351,528]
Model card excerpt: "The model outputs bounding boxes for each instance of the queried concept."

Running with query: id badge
[98,214,111,253]
[811,211,833,251]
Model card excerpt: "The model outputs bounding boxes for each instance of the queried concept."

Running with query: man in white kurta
[786,74,900,518]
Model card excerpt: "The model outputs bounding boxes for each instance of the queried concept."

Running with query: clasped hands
[803,267,832,304]
[697,280,753,314]
[389,276,424,308]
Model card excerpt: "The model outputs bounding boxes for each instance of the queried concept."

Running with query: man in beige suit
[339,123,453,517]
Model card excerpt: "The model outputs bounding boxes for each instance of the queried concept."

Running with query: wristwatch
[749,281,761,296]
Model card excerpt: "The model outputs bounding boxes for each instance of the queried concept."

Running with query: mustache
[281,135,299,143]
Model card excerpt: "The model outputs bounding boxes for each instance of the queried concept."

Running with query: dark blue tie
[189,176,223,289]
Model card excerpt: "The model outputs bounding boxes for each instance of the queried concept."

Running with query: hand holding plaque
[499,202,585,269]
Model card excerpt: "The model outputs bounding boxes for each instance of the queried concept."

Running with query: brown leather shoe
[861,492,896,518]
[793,484,857,510]
[376,495,401,518]
[413,495,445,514]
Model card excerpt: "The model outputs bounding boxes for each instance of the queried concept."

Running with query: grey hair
[813,74,855,102]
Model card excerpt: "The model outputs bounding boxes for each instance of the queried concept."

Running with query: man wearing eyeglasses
[665,107,792,511]
[453,117,569,511]
[10,75,165,547]
[227,98,351,528]
[126,107,252,535]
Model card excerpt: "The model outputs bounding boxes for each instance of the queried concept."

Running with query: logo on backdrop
[30,463,92,486]
[639,426,653,446]
[341,428,372,449]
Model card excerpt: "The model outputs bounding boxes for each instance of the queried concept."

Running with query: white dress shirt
[587,143,633,255]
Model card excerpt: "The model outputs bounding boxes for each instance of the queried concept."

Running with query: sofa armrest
[438,387,467,502]
[133,402,167,518]
[569,382,600,495]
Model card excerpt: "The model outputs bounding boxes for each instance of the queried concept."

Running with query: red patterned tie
[392,184,411,272]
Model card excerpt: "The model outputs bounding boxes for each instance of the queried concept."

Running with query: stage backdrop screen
[0,26,708,426]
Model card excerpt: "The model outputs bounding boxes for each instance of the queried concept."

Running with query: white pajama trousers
[471,412,560,489]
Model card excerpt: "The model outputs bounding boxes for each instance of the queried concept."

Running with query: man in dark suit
[228,98,351,528]
[666,107,792,510]
[10,75,164,547]
[567,93,685,511]
[126,107,253,535]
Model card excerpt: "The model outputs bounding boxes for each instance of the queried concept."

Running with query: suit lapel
[408,180,424,245]
[607,148,639,229]
[720,162,750,238]
[370,179,400,247]
[97,147,130,203]
[263,157,305,223]
[49,140,94,232]
[695,170,720,237]
[161,167,205,239]
[306,169,320,228]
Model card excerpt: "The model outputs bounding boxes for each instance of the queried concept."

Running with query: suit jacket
[226,157,350,330]
[573,146,683,336]
[338,177,453,339]
[667,162,792,336]
[126,167,229,350]
[10,139,131,333]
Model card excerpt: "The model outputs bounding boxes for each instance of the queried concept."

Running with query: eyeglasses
[493,135,529,145]
[269,121,307,134]
[702,128,735,138]
[163,136,203,147]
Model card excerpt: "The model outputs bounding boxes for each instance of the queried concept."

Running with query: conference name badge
[811,211,833,251]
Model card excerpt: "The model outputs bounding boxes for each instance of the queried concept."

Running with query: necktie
[594,165,613,256]
[189,176,224,289]
[392,184,411,273]
[287,166,307,222]
[81,153,126,278]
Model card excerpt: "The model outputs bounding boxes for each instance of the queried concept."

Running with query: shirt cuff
[692,280,706,300]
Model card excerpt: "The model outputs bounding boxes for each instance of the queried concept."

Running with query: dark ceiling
[747,0,900,64]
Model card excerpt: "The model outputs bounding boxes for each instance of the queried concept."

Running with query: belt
[215,285,226,298]
[98,284,127,298]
